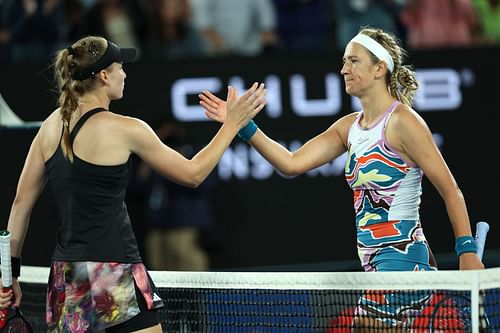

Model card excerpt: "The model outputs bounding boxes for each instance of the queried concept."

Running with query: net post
[471,271,480,333]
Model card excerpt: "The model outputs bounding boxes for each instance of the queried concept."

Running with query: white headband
[350,34,394,73]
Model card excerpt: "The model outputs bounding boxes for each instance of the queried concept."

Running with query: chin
[111,93,123,100]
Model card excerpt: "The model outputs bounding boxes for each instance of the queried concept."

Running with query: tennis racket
[475,221,489,261]
[427,221,491,331]
[475,221,490,330]
[0,230,33,333]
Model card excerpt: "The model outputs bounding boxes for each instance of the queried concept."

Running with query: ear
[374,61,388,79]
[97,70,109,83]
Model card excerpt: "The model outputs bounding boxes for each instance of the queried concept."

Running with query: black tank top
[46,108,141,263]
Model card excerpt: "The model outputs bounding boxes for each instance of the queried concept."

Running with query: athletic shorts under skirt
[46,261,163,332]
[356,233,437,327]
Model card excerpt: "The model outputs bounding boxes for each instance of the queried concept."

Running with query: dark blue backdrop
[1,47,498,270]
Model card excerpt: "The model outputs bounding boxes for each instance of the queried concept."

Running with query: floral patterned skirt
[46,261,163,332]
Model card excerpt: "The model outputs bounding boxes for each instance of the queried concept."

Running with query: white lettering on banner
[171,78,221,121]
[351,68,465,111]
[170,70,452,181]
[414,69,462,110]
[218,144,250,180]
[290,73,342,116]
[171,68,469,121]
[229,76,283,118]
[217,142,348,181]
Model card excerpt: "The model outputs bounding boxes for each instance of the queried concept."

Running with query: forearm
[249,129,297,176]
[444,188,473,238]
[7,174,46,258]
[7,200,33,258]
[189,122,239,186]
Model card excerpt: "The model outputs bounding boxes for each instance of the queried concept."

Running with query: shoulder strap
[69,108,107,144]
[382,101,401,129]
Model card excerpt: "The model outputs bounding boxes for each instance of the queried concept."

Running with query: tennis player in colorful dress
[199,27,484,331]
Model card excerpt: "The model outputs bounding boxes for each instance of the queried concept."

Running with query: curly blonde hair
[358,27,418,107]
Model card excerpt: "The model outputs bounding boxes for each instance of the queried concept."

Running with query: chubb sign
[171,68,469,122]
[169,67,462,181]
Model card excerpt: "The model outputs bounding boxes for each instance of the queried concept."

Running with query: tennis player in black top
[1,35,266,332]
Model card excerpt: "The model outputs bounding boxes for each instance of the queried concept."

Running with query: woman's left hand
[199,90,227,123]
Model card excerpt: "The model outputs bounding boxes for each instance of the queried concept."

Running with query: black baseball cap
[72,40,137,80]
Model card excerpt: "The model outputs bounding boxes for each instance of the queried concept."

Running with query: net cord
[19,266,500,290]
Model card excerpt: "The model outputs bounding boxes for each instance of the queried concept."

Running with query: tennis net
[18,266,500,332]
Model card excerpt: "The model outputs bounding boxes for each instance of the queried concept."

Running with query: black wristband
[11,257,21,278]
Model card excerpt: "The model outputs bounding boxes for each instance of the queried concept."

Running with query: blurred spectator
[147,0,203,59]
[0,0,64,63]
[399,0,481,49]
[191,0,278,56]
[79,0,97,8]
[471,0,500,45]
[62,0,86,43]
[333,0,403,51]
[273,0,335,53]
[137,119,215,271]
[79,0,152,58]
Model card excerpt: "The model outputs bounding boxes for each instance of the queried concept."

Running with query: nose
[340,63,349,75]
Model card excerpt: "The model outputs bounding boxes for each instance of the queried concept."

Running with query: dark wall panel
[1,47,498,270]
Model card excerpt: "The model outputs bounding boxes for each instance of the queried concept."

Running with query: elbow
[181,177,201,188]
[185,173,205,189]
[280,170,297,178]
[186,180,201,189]
[278,165,302,178]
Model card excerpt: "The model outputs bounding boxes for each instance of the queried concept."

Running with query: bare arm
[7,131,47,258]
[6,130,47,307]
[200,89,354,176]
[248,114,353,176]
[387,106,483,270]
[130,84,266,187]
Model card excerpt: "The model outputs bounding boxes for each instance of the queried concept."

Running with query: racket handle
[0,287,12,328]
[475,221,489,260]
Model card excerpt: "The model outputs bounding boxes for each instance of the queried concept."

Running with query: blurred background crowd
[0,0,499,64]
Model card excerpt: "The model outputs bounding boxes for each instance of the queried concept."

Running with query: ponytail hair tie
[67,46,75,55]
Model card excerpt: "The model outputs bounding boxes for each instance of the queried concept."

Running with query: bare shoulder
[33,108,65,160]
[322,112,359,148]
[38,109,62,141]
[340,111,359,123]
[95,112,157,150]
[390,104,428,129]
[329,111,359,135]
[39,108,62,131]
[331,111,358,129]
[99,112,153,135]
[391,103,424,123]
[387,104,433,150]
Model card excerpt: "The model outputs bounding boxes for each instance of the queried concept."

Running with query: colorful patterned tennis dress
[345,101,437,326]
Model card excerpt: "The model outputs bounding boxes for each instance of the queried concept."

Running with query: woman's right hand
[0,278,21,309]
[11,279,21,308]
[0,287,12,309]
[200,82,266,128]
[225,82,266,130]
